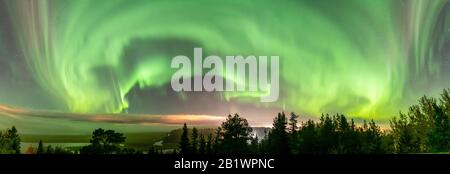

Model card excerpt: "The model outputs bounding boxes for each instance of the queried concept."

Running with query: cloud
[0,104,224,126]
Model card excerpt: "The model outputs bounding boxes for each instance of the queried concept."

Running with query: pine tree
[336,115,351,153]
[206,133,213,154]
[289,112,299,133]
[250,135,259,154]
[267,112,290,154]
[179,123,190,154]
[191,127,199,154]
[298,119,317,154]
[317,114,337,153]
[362,120,383,153]
[428,103,449,152]
[213,127,221,154]
[37,140,45,154]
[6,126,20,154]
[199,134,206,155]
[390,113,417,153]
[46,145,54,154]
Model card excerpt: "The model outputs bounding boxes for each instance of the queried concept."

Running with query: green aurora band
[2,0,450,121]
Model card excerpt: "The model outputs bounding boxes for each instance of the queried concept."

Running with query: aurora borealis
[0,0,449,133]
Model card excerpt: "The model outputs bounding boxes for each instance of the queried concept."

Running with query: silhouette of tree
[298,119,317,154]
[335,115,354,153]
[391,112,422,153]
[215,114,253,154]
[191,127,199,154]
[429,102,449,152]
[206,133,213,154]
[0,126,21,154]
[289,112,299,133]
[46,145,54,154]
[267,112,290,154]
[250,135,259,154]
[360,120,384,153]
[318,114,338,153]
[37,140,45,154]
[288,112,300,153]
[199,134,206,155]
[80,128,126,154]
[179,123,190,155]
[6,126,20,154]
[212,127,221,154]
[389,89,450,153]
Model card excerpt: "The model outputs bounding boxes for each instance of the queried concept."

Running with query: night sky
[0,0,449,134]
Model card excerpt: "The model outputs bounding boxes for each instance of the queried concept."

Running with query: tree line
[0,88,448,154]
[178,88,450,154]
[390,88,450,153]
[0,126,20,154]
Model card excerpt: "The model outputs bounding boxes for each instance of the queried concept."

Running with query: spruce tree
[37,140,45,154]
[289,112,299,133]
[191,127,199,154]
[267,112,290,154]
[199,134,206,155]
[179,123,190,154]
[46,145,54,154]
[206,133,213,154]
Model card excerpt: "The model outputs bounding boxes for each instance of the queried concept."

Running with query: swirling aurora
[0,0,449,133]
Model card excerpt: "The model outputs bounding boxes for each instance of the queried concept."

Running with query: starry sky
[0,0,449,134]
